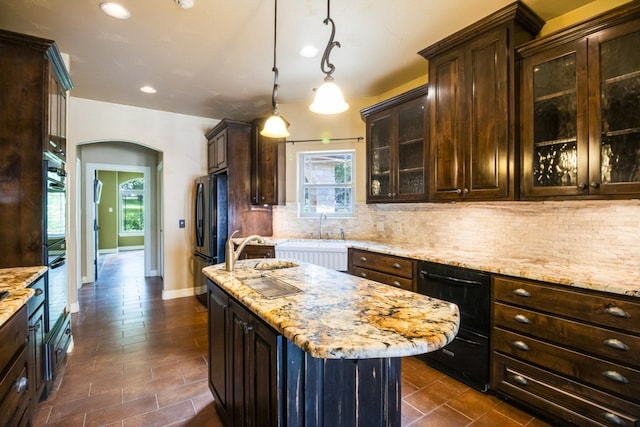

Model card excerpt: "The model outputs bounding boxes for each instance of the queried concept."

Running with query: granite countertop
[0,266,47,327]
[203,259,459,360]
[257,238,639,298]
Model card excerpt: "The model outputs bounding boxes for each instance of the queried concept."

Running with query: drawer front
[0,306,27,372]
[351,266,414,291]
[46,313,72,380]
[0,346,31,427]
[494,302,640,367]
[493,353,640,427]
[26,276,46,316]
[350,249,414,279]
[494,276,640,334]
[493,327,640,401]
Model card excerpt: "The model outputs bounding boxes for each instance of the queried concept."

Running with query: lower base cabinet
[0,306,31,427]
[491,275,640,426]
[206,277,401,427]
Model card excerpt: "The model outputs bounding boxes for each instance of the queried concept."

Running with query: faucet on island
[318,213,327,240]
[225,230,265,272]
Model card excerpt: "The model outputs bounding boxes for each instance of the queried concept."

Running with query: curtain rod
[285,136,364,144]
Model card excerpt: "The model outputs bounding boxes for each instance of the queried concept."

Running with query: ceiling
[0,0,595,121]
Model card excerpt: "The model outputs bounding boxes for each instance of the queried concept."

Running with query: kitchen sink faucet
[318,213,327,240]
[225,230,265,271]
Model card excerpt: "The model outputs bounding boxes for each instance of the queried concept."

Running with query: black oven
[417,261,491,391]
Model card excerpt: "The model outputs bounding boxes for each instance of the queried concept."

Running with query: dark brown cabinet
[206,119,273,237]
[27,277,46,409]
[519,2,640,199]
[347,248,417,292]
[491,275,640,426]
[361,85,428,203]
[251,119,285,206]
[0,306,31,427]
[207,279,282,427]
[419,3,543,202]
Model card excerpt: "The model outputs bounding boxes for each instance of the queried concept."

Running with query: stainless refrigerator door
[194,176,212,258]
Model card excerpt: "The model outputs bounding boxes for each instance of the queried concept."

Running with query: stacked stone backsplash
[272,200,640,273]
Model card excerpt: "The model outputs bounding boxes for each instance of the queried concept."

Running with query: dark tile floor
[33,251,551,426]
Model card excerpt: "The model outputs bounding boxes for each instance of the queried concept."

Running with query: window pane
[299,151,355,217]
[120,178,144,232]
[302,187,352,214]
[303,153,353,185]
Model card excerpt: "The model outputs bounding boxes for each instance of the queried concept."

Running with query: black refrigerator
[194,172,228,306]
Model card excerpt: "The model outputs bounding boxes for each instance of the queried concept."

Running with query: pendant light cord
[320,0,340,78]
[271,0,280,112]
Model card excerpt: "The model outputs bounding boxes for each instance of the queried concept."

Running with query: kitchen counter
[203,259,459,359]
[260,238,639,298]
[0,266,47,327]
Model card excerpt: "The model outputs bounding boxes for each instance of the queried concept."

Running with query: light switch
[179,219,185,228]
[108,207,113,213]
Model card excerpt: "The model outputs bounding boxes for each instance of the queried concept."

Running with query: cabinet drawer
[493,276,640,334]
[46,313,71,380]
[351,266,414,291]
[350,249,414,279]
[26,276,45,316]
[494,302,640,367]
[0,306,27,373]
[494,327,640,401]
[0,346,31,427]
[493,353,640,427]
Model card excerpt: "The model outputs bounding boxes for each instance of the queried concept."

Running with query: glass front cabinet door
[520,12,640,199]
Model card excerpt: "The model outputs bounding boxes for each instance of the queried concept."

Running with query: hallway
[33,251,549,426]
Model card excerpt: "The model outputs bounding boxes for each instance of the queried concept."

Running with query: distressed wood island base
[204,259,459,427]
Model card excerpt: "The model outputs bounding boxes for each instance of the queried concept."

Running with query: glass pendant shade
[310,78,349,114]
[261,114,290,138]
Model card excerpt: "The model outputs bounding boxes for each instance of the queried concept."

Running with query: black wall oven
[418,261,491,391]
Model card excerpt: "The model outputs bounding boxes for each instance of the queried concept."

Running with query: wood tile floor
[34,251,552,426]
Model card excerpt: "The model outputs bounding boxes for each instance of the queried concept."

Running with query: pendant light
[261,0,290,138]
[309,0,349,115]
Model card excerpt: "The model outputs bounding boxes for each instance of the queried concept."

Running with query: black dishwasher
[417,261,491,392]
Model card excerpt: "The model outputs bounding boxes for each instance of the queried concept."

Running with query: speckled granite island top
[203,260,459,359]
[0,266,47,327]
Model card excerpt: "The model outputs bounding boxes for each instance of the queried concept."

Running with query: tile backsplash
[273,200,640,273]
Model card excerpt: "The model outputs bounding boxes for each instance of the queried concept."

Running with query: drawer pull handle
[602,412,625,426]
[14,377,28,394]
[360,272,367,278]
[392,263,401,269]
[512,341,530,351]
[512,288,531,297]
[604,338,630,351]
[512,375,528,386]
[514,314,530,324]
[605,306,631,319]
[359,257,367,262]
[392,281,401,287]
[602,370,629,384]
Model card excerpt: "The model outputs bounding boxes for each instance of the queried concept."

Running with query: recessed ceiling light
[175,0,194,8]
[300,45,319,58]
[140,85,157,94]
[99,2,131,20]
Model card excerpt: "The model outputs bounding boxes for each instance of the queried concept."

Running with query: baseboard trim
[162,286,202,300]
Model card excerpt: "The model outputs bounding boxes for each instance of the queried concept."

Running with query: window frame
[297,149,355,218]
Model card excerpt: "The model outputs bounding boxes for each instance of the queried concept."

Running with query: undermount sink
[241,275,302,298]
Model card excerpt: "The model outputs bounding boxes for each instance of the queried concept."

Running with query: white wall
[67,97,217,308]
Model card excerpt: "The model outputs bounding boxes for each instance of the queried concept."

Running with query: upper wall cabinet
[361,85,428,203]
[250,119,286,206]
[419,2,544,202]
[519,2,640,199]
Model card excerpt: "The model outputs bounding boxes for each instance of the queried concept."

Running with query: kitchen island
[203,259,459,427]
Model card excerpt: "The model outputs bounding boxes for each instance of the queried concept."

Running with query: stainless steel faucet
[225,230,265,271]
[318,213,327,240]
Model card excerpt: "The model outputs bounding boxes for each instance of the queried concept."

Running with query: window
[299,150,354,217]
[120,178,144,233]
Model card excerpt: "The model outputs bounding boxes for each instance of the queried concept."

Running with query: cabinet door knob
[455,188,462,195]
[512,340,530,351]
[391,281,401,287]
[360,272,367,278]
[577,182,587,190]
[14,377,28,394]
[243,323,254,334]
[602,370,628,384]
[514,314,530,324]
[605,306,630,318]
[463,188,469,194]
[35,288,44,296]
[590,181,600,189]
[359,257,367,262]
[512,288,531,298]
[603,338,630,351]
[392,263,400,269]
